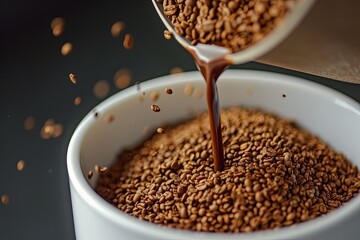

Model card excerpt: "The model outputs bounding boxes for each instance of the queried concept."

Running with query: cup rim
[67,69,360,240]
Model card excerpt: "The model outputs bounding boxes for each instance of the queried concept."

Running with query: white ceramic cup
[67,70,360,240]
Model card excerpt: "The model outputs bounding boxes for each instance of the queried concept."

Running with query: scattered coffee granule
[69,73,77,84]
[52,123,63,138]
[170,67,183,75]
[111,21,125,38]
[74,96,82,106]
[17,160,25,172]
[123,34,134,49]
[164,29,172,40]
[157,127,166,134]
[95,164,108,174]
[61,42,73,56]
[40,119,55,139]
[114,69,132,89]
[88,170,93,180]
[184,84,194,96]
[165,88,173,94]
[24,116,35,131]
[158,0,298,52]
[151,104,161,112]
[150,91,160,102]
[50,17,65,37]
[40,119,63,139]
[282,93,287,98]
[93,80,110,99]
[96,107,360,233]
[1,195,10,205]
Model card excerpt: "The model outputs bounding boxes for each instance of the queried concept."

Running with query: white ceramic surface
[67,70,360,240]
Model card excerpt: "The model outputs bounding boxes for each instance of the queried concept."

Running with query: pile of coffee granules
[96,107,360,232]
[158,0,297,52]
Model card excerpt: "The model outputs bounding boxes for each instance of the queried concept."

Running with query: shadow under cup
[67,70,360,240]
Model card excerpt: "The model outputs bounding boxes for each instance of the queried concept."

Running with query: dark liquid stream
[188,49,231,171]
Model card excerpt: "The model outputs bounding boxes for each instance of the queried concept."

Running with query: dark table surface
[1,1,360,239]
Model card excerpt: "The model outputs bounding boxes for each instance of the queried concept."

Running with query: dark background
[1,1,359,239]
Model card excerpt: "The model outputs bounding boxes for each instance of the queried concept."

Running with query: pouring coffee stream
[152,0,314,172]
[152,0,360,171]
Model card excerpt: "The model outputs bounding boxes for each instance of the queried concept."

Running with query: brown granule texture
[96,107,360,233]
[158,0,297,52]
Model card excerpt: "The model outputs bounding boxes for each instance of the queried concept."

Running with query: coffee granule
[165,88,173,94]
[50,17,65,37]
[61,42,73,56]
[95,164,108,174]
[88,170,93,180]
[111,21,125,38]
[74,96,82,106]
[164,29,172,40]
[40,119,63,139]
[158,0,297,52]
[96,107,360,232]
[123,34,134,49]
[69,73,77,84]
[157,127,166,134]
[114,69,132,89]
[1,195,10,205]
[151,104,161,112]
[93,80,110,99]
[17,160,25,172]
[24,116,36,131]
